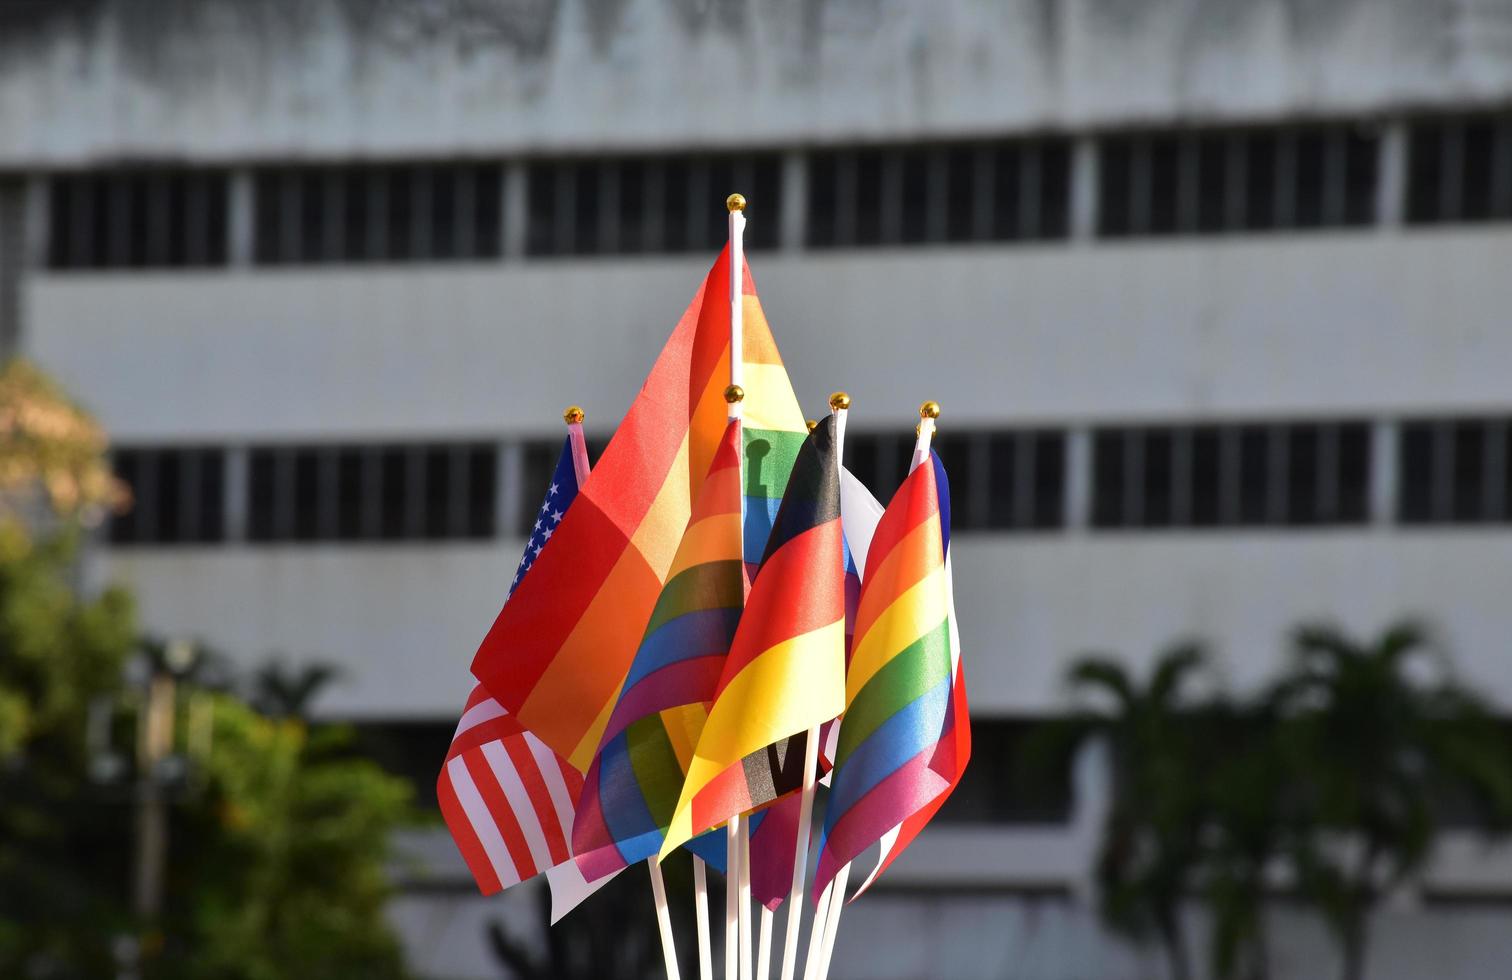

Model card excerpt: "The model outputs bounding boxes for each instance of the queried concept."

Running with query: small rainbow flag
[571,419,746,880]
[812,449,963,902]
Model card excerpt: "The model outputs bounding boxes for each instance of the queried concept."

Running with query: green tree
[1273,621,1512,980]
[0,360,416,980]
[161,695,413,980]
[1201,697,1286,980]
[1065,641,1215,980]
[0,361,140,976]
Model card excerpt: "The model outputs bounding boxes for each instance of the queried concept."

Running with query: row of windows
[1092,422,1372,529]
[807,139,1071,247]
[105,416,1512,546]
[1400,419,1512,524]
[1098,125,1377,237]
[253,164,503,264]
[43,111,1512,269]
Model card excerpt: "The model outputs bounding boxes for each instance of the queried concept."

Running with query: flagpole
[648,857,683,980]
[739,814,754,980]
[813,863,851,980]
[799,879,832,980]
[756,905,774,980]
[778,391,850,980]
[693,857,714,980]
[812,401,938,980]
[724,192,748,980]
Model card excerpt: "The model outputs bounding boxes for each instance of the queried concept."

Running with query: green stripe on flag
[835,619,952,767]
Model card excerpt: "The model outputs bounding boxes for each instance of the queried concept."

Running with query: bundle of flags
[440,234,972,977]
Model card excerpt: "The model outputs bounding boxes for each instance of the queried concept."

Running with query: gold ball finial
[919,401,941,420]
[828,391,851,411]
[806,419,818,433]
[563,405,585,424]
[724,384,745,404]
[726,193,747,213]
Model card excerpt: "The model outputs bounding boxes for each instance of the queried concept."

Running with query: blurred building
[3,1,1512,977]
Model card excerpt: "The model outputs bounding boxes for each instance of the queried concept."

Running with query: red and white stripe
[438,683,584,895]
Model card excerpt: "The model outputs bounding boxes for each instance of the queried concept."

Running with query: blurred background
[3,1,1512,978]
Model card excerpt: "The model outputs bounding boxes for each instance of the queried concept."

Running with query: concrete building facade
[3,2,1511,977]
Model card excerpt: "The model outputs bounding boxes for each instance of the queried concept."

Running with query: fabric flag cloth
[853,462,969,898]
[572,418,747,881]
[471,247,807,773]
[811,450,966,903]
[439,436,591,897]
[661,414,847,858]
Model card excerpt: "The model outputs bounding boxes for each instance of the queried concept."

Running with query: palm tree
[1273,621,1512,980]
[248,659,341,720]
[1066,641,1216,980]
[1201,697,1286,980]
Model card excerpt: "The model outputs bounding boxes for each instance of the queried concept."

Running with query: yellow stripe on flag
[847,564,949,703]
[659,618,846,857]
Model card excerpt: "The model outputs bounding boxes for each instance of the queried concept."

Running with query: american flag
[439,430,603,902]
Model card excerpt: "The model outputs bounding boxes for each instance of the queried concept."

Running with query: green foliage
[161,697,413,980]
[1066,641,1214,980]
[1272,622,1512,980]
[1068,622,1512,980]
[0,361,415,980]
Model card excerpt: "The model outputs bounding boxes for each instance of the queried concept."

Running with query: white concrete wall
[5,0,1512,166]
[25,229,1512,444]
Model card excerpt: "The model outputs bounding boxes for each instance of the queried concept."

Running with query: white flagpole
[723,192,748,980]
[778,392,849,980]
[726,816,742,980]
[813,863,851,980]
[739,817,754,980]
[756,905,774,980]
[799,878,832,980]
[694,857,714,980]
[648,857,682,980]
[812,402,938,980]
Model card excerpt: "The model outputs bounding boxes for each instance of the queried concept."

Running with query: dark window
[573,162,601,255]
[807,153,839,248]
[1147,135,1182,235]
[336,448,366,540]
[292,450,320,540]
[466,445,497,538]
[110,447,226,546]
[378,448,408,540]
[1407,113,1512,225]
[899,148,930,244]
[1191,427,1222,526]
[1337,423,1371,522]
[854,149,885,245]
[50,169,229,270]
[1399,423,1435,523]
[424,447,452,539]
[1287,425,1320,524]
[1092,431,1124,527]
[1032,432,1066,528]
[1098,138,1133,237]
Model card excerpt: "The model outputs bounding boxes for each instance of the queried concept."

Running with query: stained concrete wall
[4,0,1512,165]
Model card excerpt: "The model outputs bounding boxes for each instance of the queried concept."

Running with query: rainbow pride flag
[812,449,962,902]
[471,249,807,772]
[571,419,746,880]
